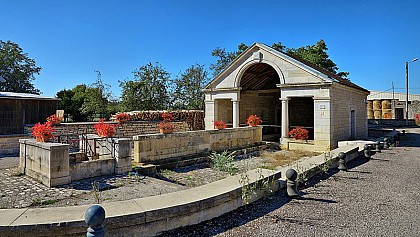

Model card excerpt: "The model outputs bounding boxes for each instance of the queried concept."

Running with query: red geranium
[246,115,262,127]
[288,127,309,140]
[214,120,227,129]
[161,112,173,121]
[94,119,119,137]
[32,122,55,142]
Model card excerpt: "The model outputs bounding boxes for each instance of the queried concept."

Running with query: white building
[203,43,369,152]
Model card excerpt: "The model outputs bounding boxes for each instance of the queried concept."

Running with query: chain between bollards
[285,169,299,198]
[85,205,106,237]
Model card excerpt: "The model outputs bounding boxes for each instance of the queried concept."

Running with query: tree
[80,71,116,120]
[120,62,171,111]
[171,64,209,110]
[286,39,349,78]
[0,40,41,94]
[209,43,248,78]
[210,40,349,79]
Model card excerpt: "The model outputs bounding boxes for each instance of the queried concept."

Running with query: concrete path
[160,128,420,237]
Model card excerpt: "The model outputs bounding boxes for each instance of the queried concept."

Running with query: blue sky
[2,0,420,98]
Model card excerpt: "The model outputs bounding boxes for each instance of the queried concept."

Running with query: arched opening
[239,63,281,141]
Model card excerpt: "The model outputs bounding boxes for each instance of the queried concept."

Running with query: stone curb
[0,168,281,237]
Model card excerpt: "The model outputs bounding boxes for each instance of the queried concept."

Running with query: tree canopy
[0,40,42,94]
[209,39,349,79]
[171,64,209,110]
[119,62,171,111]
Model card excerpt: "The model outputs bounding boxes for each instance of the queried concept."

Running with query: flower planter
[36,134,52,142]
[159,128,173,134]
[98,132,115,138]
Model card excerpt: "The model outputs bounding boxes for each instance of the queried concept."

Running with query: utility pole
[406,58,419,127]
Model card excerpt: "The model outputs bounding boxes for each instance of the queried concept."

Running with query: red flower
[288,127,309,140]
[161,112,173,121]
[32,122,55,140]
[246,115,262,127]
[94,119,119,137]
[214,120,227,129]
[46,114,63,124]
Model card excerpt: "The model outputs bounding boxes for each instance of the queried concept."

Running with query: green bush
[209,151,237,175]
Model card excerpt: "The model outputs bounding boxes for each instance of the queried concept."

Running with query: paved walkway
[160,128,420,237]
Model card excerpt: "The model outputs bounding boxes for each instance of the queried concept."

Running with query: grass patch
[259,150,321,169]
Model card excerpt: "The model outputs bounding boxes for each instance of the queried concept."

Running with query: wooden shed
[0,92,59,134]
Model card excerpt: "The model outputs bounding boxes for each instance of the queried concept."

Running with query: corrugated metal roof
[368,91,420,102]
[0,91,59,100]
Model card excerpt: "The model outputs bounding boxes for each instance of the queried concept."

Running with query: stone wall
[0,134,29,155]
[19,138,131,187]
[133,126,263,164]
[331,85,368,146]
[51,121,190,137]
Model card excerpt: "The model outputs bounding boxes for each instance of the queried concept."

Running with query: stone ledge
[0,168,281,237]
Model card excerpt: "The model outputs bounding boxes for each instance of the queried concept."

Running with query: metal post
[285,169,299,198]
[364,144,371,159]
[85,205,105,237]
[337,152,347,171]
[406,61,409,127]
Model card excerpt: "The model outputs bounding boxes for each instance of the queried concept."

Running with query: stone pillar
[313,98,332,150]
[232,100,240,128]
[204,100,219,130]
[113,138,132,174]
[281,98,290,138]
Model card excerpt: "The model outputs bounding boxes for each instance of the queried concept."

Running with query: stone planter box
[19,137,132,187]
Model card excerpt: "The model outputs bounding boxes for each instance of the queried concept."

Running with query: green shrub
[209,151,237,175]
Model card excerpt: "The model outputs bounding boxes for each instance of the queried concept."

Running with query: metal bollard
[374,141,381,153]
[402,130,406,136]
[337,152,347,171]
[364,144,371,159]
[285,169,299,198]
[85,205,105,237]
[383,138,389,149]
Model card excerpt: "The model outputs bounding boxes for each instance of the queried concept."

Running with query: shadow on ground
[157,156,371,237]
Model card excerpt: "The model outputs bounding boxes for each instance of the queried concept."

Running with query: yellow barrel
[367,109,374,119]
[374,110,382,119]
[382,109,392,119]
[367,101,373,110]
[381,100,391,110]
[373,100,382,110]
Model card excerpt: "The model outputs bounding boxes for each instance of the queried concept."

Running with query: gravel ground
[159,128,420,237]
[0,146,310,209]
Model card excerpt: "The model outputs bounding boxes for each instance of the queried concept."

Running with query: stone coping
[19,139,70,150]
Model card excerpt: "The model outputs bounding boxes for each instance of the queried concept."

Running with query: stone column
[204,100,219,130]
[281,98,290,138]
[232,100,240,128]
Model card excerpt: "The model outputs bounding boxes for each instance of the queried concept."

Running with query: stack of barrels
[367,101,374,119]
[367,99,392,119]
[373,100,382,119]
[381,100,392,119]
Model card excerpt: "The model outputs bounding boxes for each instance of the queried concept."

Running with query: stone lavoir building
[203,43,369,152]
